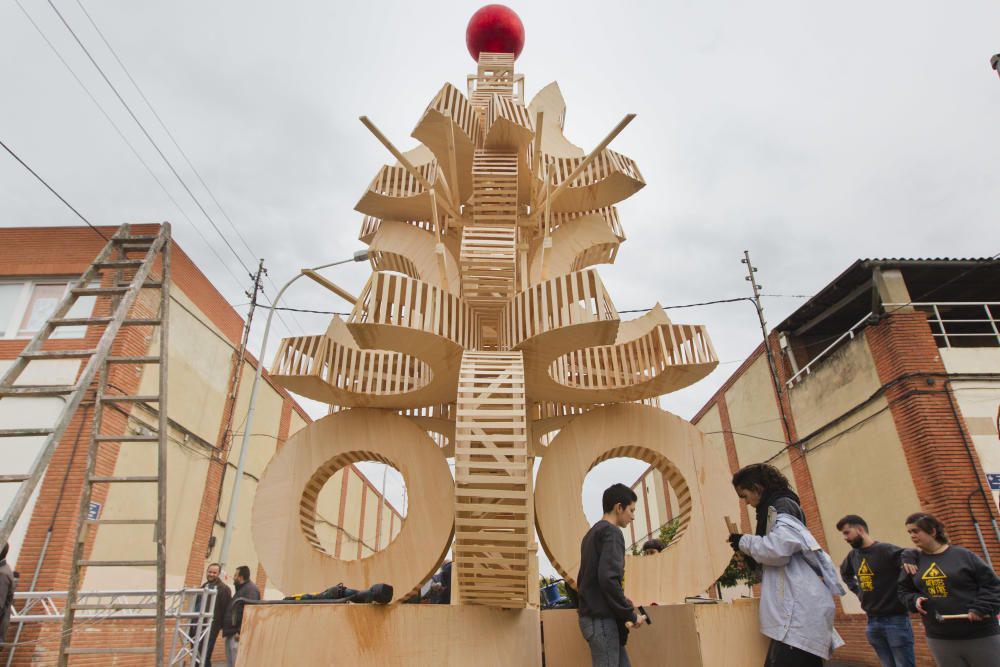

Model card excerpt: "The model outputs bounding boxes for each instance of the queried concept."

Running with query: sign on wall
[986,474,1000,491]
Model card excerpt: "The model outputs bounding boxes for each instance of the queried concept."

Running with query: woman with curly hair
[728,464,845,666]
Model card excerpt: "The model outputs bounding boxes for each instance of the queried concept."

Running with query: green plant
[658,518,680,546]
[716,553,760,589]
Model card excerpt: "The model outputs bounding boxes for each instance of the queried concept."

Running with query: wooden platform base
[541,600,769,667]
[236,603,542,666]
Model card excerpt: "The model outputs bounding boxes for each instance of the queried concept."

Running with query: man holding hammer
[577,483,645,667]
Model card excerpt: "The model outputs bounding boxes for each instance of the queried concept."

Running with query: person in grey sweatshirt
[897,512,1000,667]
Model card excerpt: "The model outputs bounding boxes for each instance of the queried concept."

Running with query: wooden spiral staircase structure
[257,50,728,611]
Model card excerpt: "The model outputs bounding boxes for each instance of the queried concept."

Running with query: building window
[0,279,96,339]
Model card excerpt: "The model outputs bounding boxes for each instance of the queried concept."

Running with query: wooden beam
[531,111,544,205]
[792,278,872,336]
[301,269,358,305]
[359,116,462,222]
[430,191,451,293]
[447,119,461,210]
[539,113,635,212]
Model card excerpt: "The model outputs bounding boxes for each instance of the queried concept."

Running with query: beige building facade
[629,258,1000,666]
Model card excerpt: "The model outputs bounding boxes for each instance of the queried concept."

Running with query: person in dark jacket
[429,561,452,604]
[898,512,1000,666]
[193,562,231,666]
[0,543,15,656]
[837,515,915,667]
[577,483,644,667]
[222,565,260,667]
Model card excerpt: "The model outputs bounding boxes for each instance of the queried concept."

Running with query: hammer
[625,606,651,629]
[934,612,971,622]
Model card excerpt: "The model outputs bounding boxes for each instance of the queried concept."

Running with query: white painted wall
[0,359,81,566]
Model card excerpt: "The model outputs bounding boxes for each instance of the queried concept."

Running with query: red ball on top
[466,5,525,61]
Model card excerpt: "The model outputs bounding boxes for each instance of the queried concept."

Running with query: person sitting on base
[641,539,664,556]
[728,463,845,666]
[837,515,916,667]
[577,483,643,667]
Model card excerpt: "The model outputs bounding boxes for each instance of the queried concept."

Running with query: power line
[39,0,298,336]
[254,294,812,318]
[44,0,255,277]
[70,0,304,337]
[0,138,108,241]
[12,0,250,294]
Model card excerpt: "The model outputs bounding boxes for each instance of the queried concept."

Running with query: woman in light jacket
[728,464,845,666]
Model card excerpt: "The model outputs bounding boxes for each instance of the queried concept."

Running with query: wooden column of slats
[453,351,534,608]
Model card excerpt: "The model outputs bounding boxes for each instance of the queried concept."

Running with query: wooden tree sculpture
[253,6,740,609]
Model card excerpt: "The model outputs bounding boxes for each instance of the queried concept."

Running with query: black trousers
[765,640,823,667]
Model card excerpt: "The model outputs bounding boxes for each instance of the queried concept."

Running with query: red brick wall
[0,225,312,664]
[865,312,1000,560]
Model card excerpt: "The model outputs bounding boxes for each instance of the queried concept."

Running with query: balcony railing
[885,302,1000,348]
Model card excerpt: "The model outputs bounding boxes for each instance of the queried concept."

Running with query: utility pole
[742,250,797,449]
[214,259,265,566]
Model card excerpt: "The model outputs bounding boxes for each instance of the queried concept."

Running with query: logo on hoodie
[921,562,948,597]
[857,559,874,592]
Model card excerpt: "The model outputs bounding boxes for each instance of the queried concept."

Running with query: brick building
[629,258,1000,666]
[0,225,402,663]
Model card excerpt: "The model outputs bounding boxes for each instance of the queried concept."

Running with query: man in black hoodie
[577,483,643,667]
[837,515,915,667]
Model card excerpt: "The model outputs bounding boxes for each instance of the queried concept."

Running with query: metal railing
[884,302,1000,348]
[786,301,1000,388]
[786,312,873,387]
[5,587,216,666]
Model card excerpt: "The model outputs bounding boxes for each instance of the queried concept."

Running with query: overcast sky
[3,1,999,575]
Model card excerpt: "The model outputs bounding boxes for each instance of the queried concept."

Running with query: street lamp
[217,250,370,572]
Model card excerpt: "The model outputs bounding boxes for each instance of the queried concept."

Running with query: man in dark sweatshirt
[837,515,915,667]
[193,562,231,666]
[222,565,260,667]
[577,483,643,667]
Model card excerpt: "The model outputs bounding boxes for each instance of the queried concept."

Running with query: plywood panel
[252,409,453,600]
[535,404,738,605]
[541,601,767,667]
[237,604,541,666]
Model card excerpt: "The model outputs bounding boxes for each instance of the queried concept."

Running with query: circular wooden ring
[534,403,738,605]
[252,408,454,600]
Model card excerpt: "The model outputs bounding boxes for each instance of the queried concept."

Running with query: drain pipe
[967,489,993,570]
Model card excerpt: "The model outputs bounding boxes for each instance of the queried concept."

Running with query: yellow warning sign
[858,558,874,592]
[921,562,948,597]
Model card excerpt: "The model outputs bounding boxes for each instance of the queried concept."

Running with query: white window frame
[0,277,96,340]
